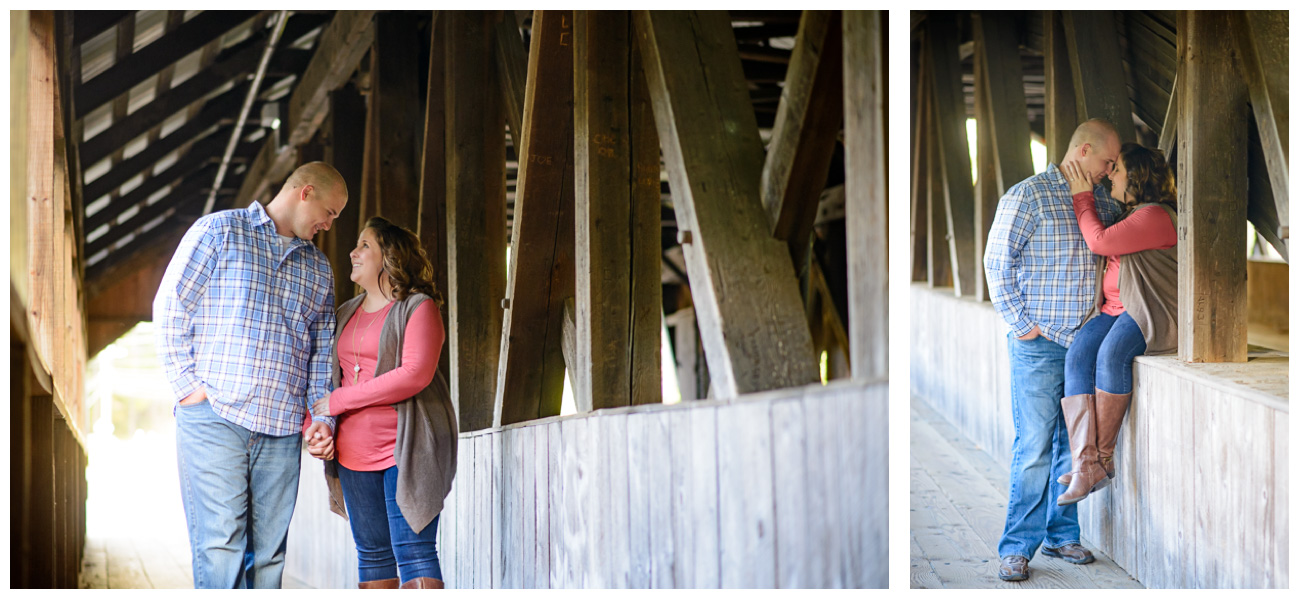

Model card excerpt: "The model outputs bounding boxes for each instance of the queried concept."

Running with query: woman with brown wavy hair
[1055,143,1178,506]
[308,216,457,588]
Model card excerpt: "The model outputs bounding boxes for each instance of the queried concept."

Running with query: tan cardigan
[323,292,458,534]
[1087,203,1180,355]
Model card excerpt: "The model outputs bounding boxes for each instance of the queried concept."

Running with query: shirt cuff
[173,373,202,403]
[1011,318,1036,338]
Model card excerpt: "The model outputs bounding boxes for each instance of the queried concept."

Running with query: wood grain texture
[1062,11,1137,142]
[1044,11,1078,165]
[1230,11,1289,255]
[446,11,507,431]
[717,400,776,587]
[368,12,422,228]
[910,38,930,283]
[635,10,819,398]
[1177,10,1249,363]
[924,14,975,297]
[493,10,575,427]
[842,10,886,379]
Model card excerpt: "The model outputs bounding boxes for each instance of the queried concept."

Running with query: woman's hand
[1062,160,1093,196]
[311,391,334,417]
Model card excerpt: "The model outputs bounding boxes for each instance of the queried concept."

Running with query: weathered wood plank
[626,410,652,588]
[972,11,1034,302]
[520,426,535,588]
[666,408,697,586]
[417,16,448,328]
[1177,10,1249,363]
[1062,11,1137,142]
[367,12,422,228]
[494,18,528,147]
[717,400,776,587]
[546,421,562,588]
[493,10,575,427]
[803,388,845,587]
[446,11,507,431]
[1044,11,1078,165]
[772,397,809,588]
[761,10,843,271]
[925,14,975,297]
[75,10,257,117]
[26,10,57,373]
[925,89,951,289]
[492,431,505,588]
[634,10,819,398]
[842,10,886,379]
[536,423,552,587]
[574,11,662,411]
[910,38,930,283]
[1230,11,1288,250]
[236,10,376,206]
[646,410,675,587]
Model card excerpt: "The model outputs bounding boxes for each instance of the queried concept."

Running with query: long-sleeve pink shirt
[333,300,444,471]
[1072,191,1177,316]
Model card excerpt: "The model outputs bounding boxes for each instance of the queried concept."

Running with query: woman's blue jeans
[997,334,1078,560]
[1064,312,1147,397]
[337,464,442,584]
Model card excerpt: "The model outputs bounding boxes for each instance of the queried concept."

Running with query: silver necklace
[350,306,384,384]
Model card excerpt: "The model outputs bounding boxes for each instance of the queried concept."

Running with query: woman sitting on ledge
[1057,144,1178,506]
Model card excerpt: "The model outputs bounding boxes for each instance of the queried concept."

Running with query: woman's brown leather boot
[1056,394,1109,505]
[1094,389,1133,479]
[359,578,400,589]
[400,577,445,589]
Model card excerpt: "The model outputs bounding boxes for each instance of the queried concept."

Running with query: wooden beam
[82,82,250,201]
[635,10,819,397]
[910,36,929,283]
[368,12,422,227]
[493,10,575,427]
[925,84,952,289]
[417,15,449,375]
[1044,11,1078,165]
[760,10,844,275]
[71,10,133,46]
[1062,11,1137,142]
[446,11,507,432]
[1177,10,1249,363]
[494,18,529,148]
[925,14,975,296]
[1158,72,1178,154]
[78,33,312,165]
[236,10,377,207]
[323,85,366,305]
[573,11,662,411]
[843,10,884,381]
[27,10,58,373]
[1229,11,1288,250]
[972,11,1034,302]
[84,128,231,232]
[74,10,258,118]
[1246,117,1287,261]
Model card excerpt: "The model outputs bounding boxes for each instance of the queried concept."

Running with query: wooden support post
[1158,73,1179,154]
[910,36,929,283]
[843,10,885,380]
[27,10,57,375]
[362,13,423,227]
[925,82,952,289]
[418,14,451,377]
[494,18,529,148]
[10,347,32,589]
[1230,11,1288,255]
[1044,11,1078,165]
[446,11,507,431]
[573,11,662,411]
[761,10,844,273]
[925,14,975,297]
[635,10,819,398]
[493,10,575,427]
[972,12,1034,302]
[1062,11,1136,142]
[324,85,366,305]
[29,393,56,588]
[1178,10,1249,363]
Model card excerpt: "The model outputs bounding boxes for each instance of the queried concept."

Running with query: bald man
[154,161,349,588]
[983,119,1123,581]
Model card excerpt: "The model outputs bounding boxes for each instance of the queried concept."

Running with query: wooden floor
[911,398,1144,589]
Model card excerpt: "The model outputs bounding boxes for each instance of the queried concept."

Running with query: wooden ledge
[1135,352,1288,413]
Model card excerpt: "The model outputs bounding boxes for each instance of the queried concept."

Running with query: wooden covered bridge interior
[11,10,886,588]
[908,11,1288,588]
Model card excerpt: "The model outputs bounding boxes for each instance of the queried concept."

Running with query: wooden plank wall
[442,379,886,589]
[287,380,886,588]
[909,283,1289,589]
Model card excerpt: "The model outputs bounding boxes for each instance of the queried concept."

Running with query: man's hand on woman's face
[1062,161,1094,196]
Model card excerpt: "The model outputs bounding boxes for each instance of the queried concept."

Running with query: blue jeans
[337,464,442,583]
[175,400,302,588]
[997,334,1079,559]
[1064,312,1147,396]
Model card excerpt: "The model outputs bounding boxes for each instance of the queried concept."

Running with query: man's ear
[299,184,314,202]
[1079,143,1090,158]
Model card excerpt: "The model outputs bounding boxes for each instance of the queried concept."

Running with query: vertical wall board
[667,408,697,586]
[771,397,810,588]
[538,423,553,587]
[521,426,536,588]
[647,410,676,588]
[605,414,633,587]
[717,401,777,588]
[626,411,653,588]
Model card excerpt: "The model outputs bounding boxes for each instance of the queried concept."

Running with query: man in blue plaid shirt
[154,162,348,588]
[984,119,1123,582]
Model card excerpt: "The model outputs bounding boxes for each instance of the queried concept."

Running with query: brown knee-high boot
[1056,394,1109,506]
[400,577,445,589]
[1094,389,1133,479]
[359,578,400,588]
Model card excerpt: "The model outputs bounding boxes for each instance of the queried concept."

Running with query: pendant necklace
[350,306,383,384]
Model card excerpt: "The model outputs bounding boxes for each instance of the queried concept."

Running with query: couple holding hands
[154,162,455,589]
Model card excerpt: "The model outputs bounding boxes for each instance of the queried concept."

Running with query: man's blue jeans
[337,464,442,583]
[175,400,302,588]
[1064,312,1147,397]
[997,334,1079,560]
